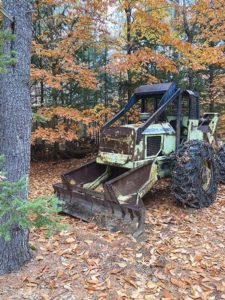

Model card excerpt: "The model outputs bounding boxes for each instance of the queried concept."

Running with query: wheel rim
[201,160,212,191]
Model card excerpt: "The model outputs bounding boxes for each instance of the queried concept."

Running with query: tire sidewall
[217,144,225,183]
[171,140,218,208]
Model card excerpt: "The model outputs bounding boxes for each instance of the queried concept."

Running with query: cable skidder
[54,82,222,236]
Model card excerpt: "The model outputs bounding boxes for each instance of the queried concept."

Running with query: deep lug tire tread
[171,140,218,208]
[217,144,225,183]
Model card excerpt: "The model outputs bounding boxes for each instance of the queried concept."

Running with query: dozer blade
[53,160,157,236]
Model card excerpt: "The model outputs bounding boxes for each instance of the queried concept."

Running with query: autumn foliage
[30,0,225,153]
[31,101,143,148]
[32,104,115,145]
[31,0,225,110]
[31,0,110,91]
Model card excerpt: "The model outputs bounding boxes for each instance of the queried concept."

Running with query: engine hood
[142,123,175,135]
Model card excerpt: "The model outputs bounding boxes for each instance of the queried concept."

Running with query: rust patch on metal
[100,127,135,155]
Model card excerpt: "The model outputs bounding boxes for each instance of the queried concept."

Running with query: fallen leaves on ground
[0,157,225,300]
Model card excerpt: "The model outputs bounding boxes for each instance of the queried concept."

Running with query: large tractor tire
[217,144,225,183]
[171,140,218,208]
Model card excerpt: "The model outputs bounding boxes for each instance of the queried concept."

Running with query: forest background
[30,0,225,159]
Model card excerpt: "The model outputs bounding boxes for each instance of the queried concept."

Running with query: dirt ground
[0,158,225,300]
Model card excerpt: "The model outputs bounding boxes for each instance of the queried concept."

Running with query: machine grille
[146,136,161,156]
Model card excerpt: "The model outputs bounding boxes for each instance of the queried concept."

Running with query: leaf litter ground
[0,157,225,300]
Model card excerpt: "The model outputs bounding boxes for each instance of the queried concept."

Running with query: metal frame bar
[137,89,181,142]
[103,83,178,130]
[182,90,200,120]
[102,84,200,146]
[196,96,200,119]
[158,82,177,106]
[176,91,182,149]
[103,94,138,129]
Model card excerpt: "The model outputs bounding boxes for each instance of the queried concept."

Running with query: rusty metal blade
[53,183,145,236]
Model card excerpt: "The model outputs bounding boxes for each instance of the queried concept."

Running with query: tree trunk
[188,68,194,90]
[209,66,215,112]
[182,0,194,90]
[208,42,215,112]
[125,5,132,101]
[40,80,44,106]
[0,0,33,274]
[104,47,108,109]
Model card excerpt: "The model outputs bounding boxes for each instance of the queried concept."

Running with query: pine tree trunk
[0,0,33,275]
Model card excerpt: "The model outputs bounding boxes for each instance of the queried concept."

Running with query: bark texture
[125,5,132,101]
[0,0,32,274]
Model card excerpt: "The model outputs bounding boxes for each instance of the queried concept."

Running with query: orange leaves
[107,48,177,76]
[32,0,106,91]
[31,67,49,81]
[35,106,93,124]
[32,41,64,59]
[69,66,99,91]
[46,107,83,122]
[3,162,224,299]
[31,125,78,144]
[32,127,59,144]
[83,103,115,128]
[31,63,99,91]
[193,0,225,42]
[31,67,65,90]
[105,0,179,83]
[32,104,115,145]
[171,0,225,72]
[32,107,83,145]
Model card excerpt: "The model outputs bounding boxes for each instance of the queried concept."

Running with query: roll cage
[103,82,200,144]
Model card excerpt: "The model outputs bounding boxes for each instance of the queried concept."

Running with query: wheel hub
[201,160,212,191]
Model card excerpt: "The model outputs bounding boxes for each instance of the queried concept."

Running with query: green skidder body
[54,83,220,236]
[97,123,176,169]
[97,114,218,168]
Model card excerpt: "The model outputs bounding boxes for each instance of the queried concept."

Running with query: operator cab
[135,83,172,122]
[122,83,200,144]
[136,84,199,122]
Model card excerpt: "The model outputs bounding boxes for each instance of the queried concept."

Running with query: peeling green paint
[97,152,131,165]
[188,119,204,141]
[162,135,176,155]
[96,115,218,193]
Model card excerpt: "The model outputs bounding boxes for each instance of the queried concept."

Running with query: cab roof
[134,83,174,97]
